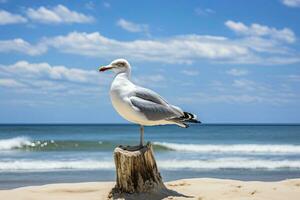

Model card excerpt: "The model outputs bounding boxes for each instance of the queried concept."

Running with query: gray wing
[132,87,169,105]
[130,87,183,121]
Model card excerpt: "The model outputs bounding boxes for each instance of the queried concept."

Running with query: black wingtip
[185,119,201,124]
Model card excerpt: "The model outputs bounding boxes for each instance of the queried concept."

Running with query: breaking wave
[0,158,300,171]
[2,137,300,154]
[0,137,170,152]
[154,142,300,154]
[0,137,31,150]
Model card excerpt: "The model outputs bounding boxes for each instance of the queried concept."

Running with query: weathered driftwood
[112,142,165,194]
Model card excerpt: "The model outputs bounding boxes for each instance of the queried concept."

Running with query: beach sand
[0,178,300,200]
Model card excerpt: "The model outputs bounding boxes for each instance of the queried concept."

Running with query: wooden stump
[112,142,165,194]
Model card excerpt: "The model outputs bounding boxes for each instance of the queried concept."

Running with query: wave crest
[0,158,300,171]
[0,137,31,150]
[154,142,300,154]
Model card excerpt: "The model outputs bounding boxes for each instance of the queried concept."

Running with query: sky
[0,0,300,124]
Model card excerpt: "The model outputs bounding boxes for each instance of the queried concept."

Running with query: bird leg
[140,125,144,147]
[119,125,144,151]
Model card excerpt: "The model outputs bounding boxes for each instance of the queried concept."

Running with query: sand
[0,178,300,200]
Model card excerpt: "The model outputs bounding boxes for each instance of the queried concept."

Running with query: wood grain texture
[112,142,165,194]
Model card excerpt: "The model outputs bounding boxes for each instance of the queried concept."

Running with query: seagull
[99,58,200,147]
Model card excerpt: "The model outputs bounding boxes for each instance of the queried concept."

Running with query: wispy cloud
[181,69,200,76]
[178,79,298,105]
[0,78,25,88]
[186,92,295,104]
[26,4,94,24]
[226,68,249,76]
[85,1,96,10]
[287,75,300,82]
[281,0,300,7]
[232,79,271,92]
[134,74,165,87]
[0,38,46,55]
[194,8,215,16]
[0,10,27,25]
[225,20,296,43]
[117,18,149,34]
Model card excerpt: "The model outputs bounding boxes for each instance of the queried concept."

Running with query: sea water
[0,124,300,189]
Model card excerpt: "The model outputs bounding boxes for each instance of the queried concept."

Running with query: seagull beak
[99,65,113,72]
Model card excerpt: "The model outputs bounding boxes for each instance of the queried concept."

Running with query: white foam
[154,142,300,154]
[0,137,32,150]
[0,160,114,171]
[0,158,300,171]
[158,158,300,169]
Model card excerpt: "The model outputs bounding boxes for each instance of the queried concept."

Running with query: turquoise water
[0,124,300,189]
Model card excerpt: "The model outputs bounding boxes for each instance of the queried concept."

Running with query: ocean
[0,124,300,189]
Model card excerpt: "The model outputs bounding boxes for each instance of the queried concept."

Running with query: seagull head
[99,58,131,74]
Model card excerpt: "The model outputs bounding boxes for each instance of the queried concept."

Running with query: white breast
[109,73,175,126]
[109,74,147,124]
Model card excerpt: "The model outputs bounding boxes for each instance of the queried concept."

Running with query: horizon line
[0,123,300,126]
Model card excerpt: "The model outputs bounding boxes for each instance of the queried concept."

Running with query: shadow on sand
[109,187,194,200]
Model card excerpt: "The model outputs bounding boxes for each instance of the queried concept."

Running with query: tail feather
[168,111,201,128]
[180,112,201,123]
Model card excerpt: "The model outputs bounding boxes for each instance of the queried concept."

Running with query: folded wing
[130,87,199,128]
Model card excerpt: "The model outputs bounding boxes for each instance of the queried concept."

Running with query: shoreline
[1,178,300,200]
[2,169,300,190]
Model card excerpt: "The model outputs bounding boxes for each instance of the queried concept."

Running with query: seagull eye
[118,62,126,67]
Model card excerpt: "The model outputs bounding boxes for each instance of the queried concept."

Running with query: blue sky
[0,0,300,123]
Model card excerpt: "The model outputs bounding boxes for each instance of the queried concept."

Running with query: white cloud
[117,18,149,34]
[44,31,300,65]
[0,10,27,25]
[281,0,300,7]
[0,38,47,55]
[226,68,249,76]
[181,69,200,76]
[0,78,25,87]
[43,32,249,64]
[0,60,99,84]
[225,21,248,33]
[26,4,94,24]
[0,61,108,98]
[225,20,296,43]
[0,5,94,26]
[0,19,299,65]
